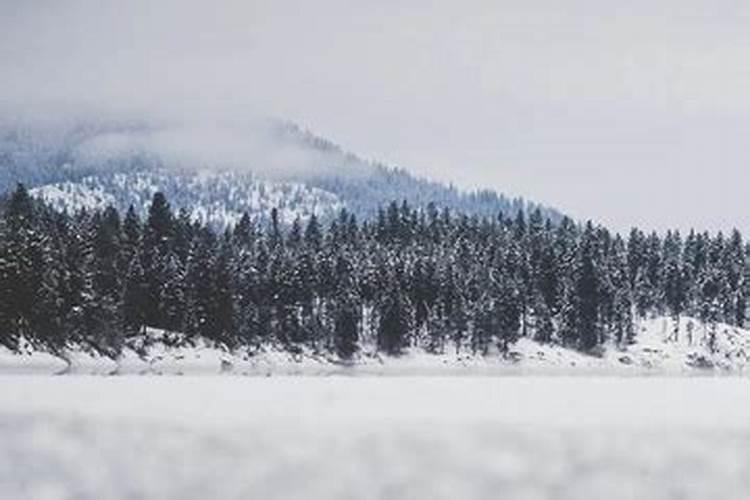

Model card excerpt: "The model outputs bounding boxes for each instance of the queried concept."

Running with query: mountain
[0,115,564,225]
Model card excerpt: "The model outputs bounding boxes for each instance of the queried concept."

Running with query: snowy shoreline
[2,316,749,377]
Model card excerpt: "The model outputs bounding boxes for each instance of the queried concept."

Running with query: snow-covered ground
[0,318,750,500]
[2,376,750,499]
[3,317,750,498]
[30,169,343,227]
[2,316,749,376]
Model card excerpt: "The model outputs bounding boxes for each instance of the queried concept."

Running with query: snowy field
[3,376,750,499]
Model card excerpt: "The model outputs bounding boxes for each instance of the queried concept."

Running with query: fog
[71,120,367,179]
[3,1,750,232]
[0,107,369,180]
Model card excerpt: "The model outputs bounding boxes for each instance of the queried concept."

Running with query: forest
[0,183,746,360]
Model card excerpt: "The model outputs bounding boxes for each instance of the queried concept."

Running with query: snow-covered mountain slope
[2,316,749,376]
[0,115,563,224]
[31,170,343,227]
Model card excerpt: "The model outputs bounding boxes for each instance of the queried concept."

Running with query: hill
[0,115,563,225]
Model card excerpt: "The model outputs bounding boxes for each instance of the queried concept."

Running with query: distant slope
[0,115,564,224]
[31,170,343,227]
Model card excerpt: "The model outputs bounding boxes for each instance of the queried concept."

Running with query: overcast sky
[2,0,750,233]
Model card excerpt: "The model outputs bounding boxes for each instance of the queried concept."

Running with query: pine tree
[610,238,634,345]
[532,289,554,344]
[142,193,175,328]
[120,205,141,273]
[145,193,174,245]
[3,184,54,348]
[30,246,64,351]
[334,292,360,360]
[377,282,412,355]
[304,213,322,251]
[577,222,600,351]
[472,297,495,355]
[698,268,722,352]
[449,293,470,354]
[0,226,15,350]
[60,221,104,352]
[494,267,522,353]
[233,212,255,248]
[92,208,124,341]
[287,216,303,249]
[724,229,746,326]
[664,260,686,341]
[159,251,187,334]
[268,207,282,249]
[122,253,149,338]
[184,229,218,343]
[212,237,236,346]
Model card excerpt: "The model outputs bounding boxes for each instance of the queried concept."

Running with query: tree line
[0,184,746,359]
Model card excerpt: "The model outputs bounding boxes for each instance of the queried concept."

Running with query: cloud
[0,108,371,182]
[74,121,367,178]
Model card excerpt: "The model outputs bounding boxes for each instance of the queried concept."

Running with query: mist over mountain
[0,112,563,226]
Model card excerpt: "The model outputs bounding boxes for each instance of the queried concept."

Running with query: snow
[3,376,750,499]
[3,318,750,498]
[63,350,119,375]
[0,338,67,375]
[29,169,343,227]
[2,316,750,376]
[29,182,116,214]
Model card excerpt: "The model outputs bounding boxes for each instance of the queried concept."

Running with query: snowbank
[2,316,750,375]
[0,337,68,375]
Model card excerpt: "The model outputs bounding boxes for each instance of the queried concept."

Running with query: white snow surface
[0,337,67,375]
[3,318,750,498]
[3,376,750,499]
[1,316,749,376]
[30,169,343,227]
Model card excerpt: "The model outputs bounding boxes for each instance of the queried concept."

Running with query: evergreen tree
[577,223,600,351]
[472,297,495,355]
[212,238,236,346]
[122,253,148,338]
[159,251,187,334]
[143,193,175,328]
[184,229,218,342]
[4,187,750,363]
[0,227,15,350]
[287,216,303,249]
[334,292,360,360]
[377,282,412,355]
[664,260,686,341]
[304,213,322,251]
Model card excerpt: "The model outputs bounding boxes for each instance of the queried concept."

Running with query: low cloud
[1,107,372,180]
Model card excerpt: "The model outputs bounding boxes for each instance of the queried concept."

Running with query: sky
[2,0,750,233]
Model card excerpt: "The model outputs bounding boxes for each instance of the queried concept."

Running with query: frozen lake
[3,376,750,499]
